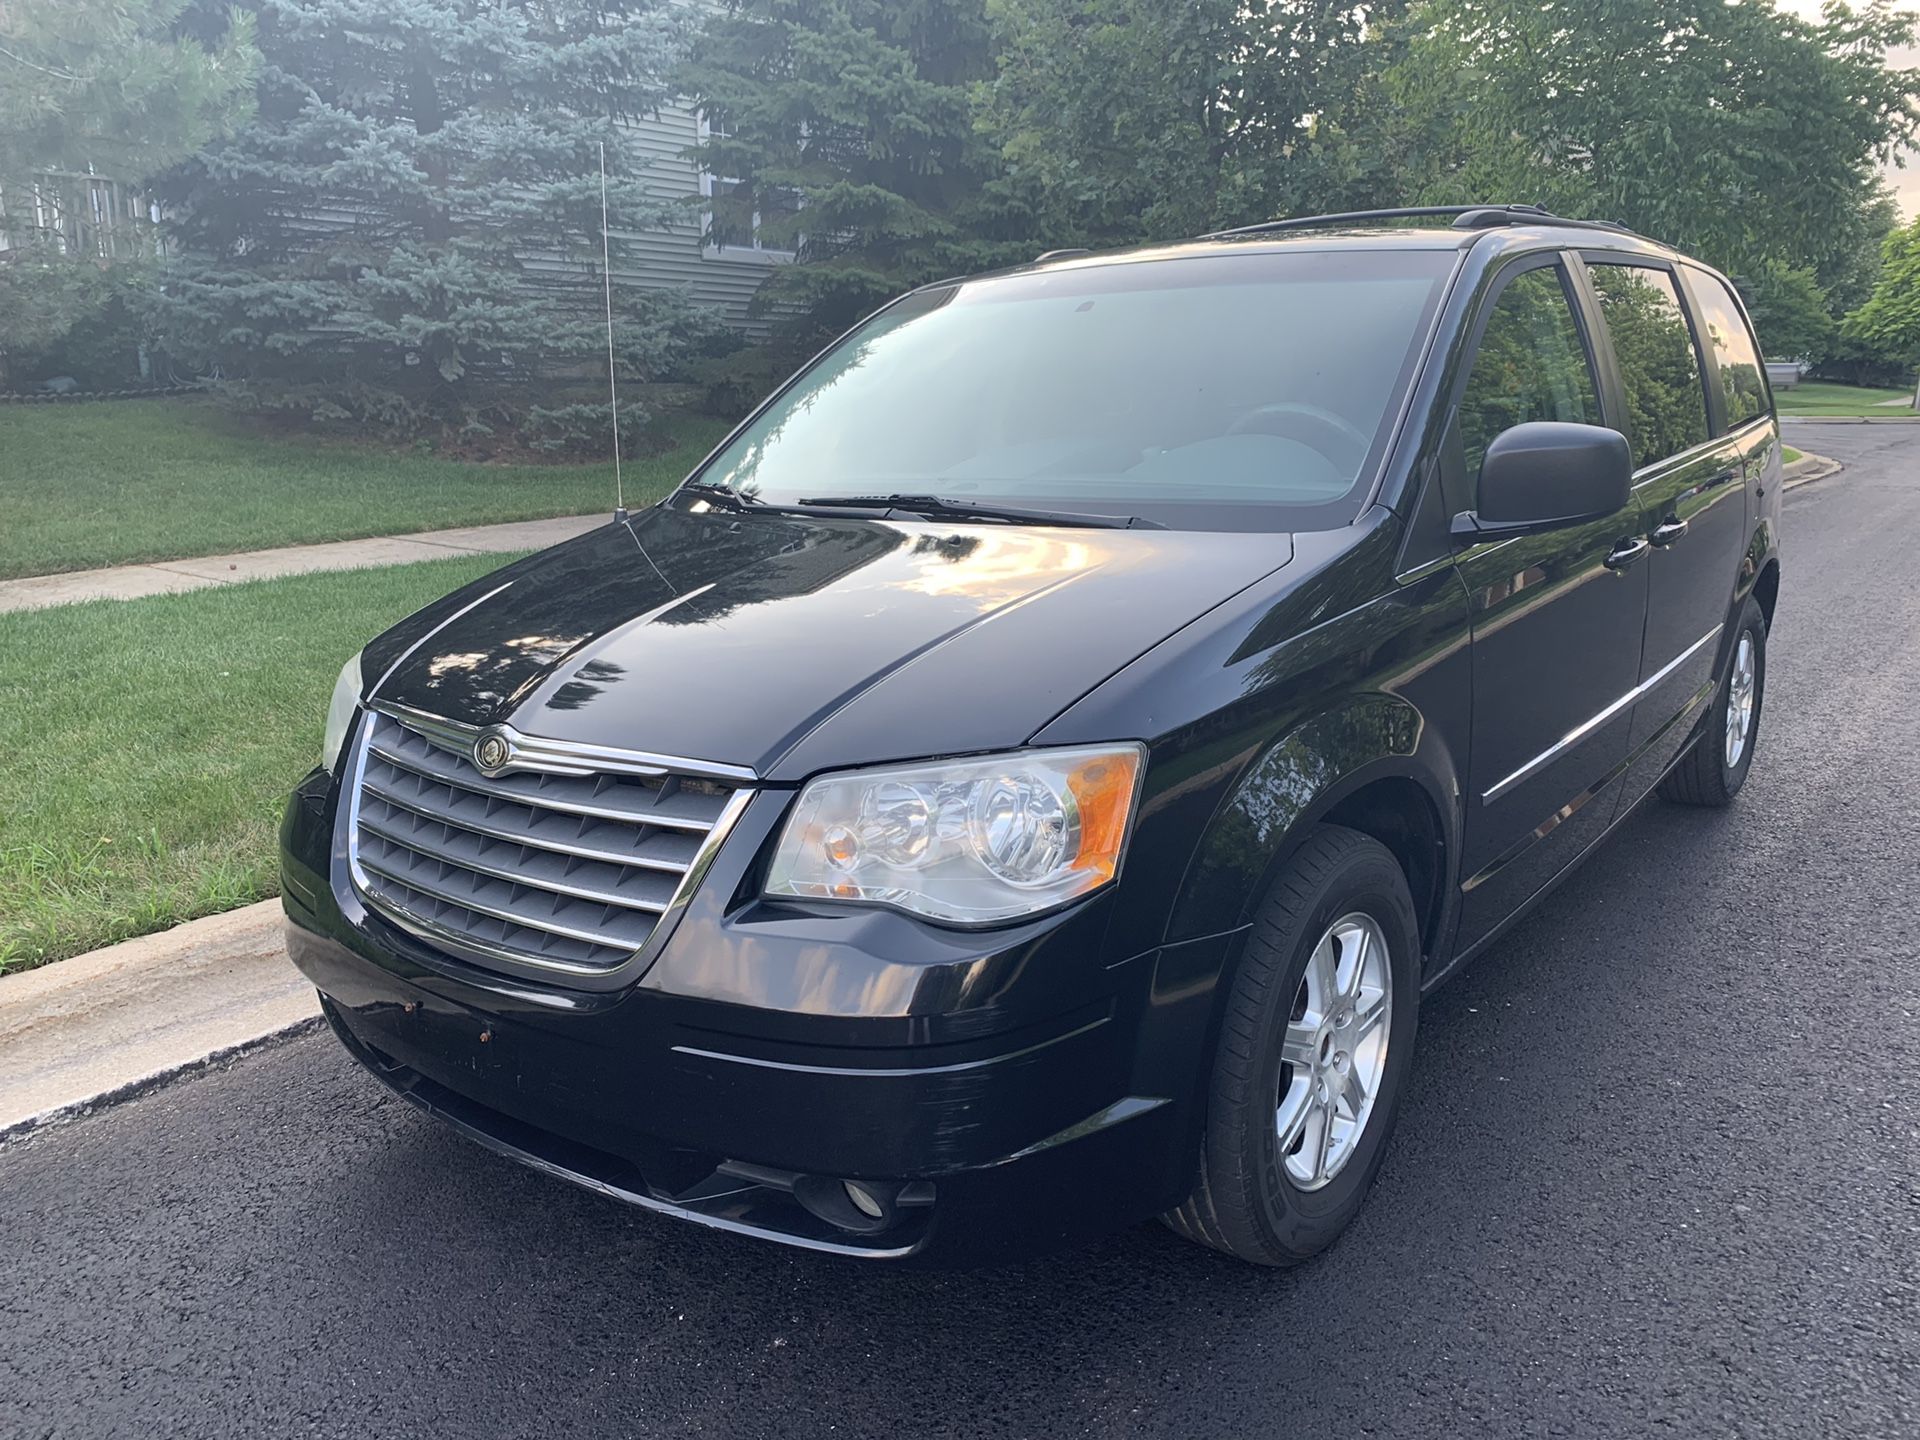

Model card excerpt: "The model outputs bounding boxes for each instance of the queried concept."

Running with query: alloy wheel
[1277,912,1392,1190]
[1725,631,1757,769]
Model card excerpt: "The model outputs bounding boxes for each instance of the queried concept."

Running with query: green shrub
[520,401,657,455]
[0,252,159,391]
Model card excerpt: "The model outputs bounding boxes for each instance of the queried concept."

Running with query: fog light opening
[792,1174,902,1234]
[844,1180,886,1219]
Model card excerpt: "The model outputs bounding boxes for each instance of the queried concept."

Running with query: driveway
[3,420,1916,1439]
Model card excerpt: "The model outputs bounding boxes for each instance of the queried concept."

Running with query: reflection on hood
[371,502,1293,777]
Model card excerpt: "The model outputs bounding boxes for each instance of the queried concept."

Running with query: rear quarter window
[1687,269,1771,428]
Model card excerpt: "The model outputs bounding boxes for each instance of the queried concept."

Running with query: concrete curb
[0,899,320,1140]
[0,1015,326,1145]
[1782,449,1843,491]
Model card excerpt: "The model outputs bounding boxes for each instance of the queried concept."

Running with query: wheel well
[1322,778,1447,958]
[1753,559,1780,631]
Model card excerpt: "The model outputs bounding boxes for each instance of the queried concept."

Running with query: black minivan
[282,205,1781,1265]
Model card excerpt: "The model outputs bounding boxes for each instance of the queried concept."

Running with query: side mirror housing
[1451,421,1632,541]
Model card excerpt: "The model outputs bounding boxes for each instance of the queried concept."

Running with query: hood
[368,501,1292,779]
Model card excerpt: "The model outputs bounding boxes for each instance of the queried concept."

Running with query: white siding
[616,103,783,336]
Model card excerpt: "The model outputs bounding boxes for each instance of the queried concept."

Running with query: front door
[1447,259,1650,953]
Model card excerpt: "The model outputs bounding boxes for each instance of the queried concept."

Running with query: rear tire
[1163,825,1421,1266]
[1659,594,1766,807]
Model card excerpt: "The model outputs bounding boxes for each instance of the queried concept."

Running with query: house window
[697,112,799,263]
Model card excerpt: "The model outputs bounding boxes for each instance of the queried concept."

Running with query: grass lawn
[0,551,525,973]
[1775,381,1914,417]
[1782,446,1803,464]
[0,398,733,581]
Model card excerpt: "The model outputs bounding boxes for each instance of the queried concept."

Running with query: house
[3,108,786,334]
[0,171,161,260]
[612,105,791,335]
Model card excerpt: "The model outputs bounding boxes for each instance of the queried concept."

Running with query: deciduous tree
[1741,261,1836,364]
[1844,215,1920,399]
[1391,0,1920,278]
[979,0,1406,243]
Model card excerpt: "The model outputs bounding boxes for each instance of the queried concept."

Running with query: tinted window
[1688,269,1769,427]
[1456,265,1600,483]
[692,251,1454,531]
[1588,263,1710,467]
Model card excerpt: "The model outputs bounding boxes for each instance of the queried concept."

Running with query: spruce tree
[155,0,724,446]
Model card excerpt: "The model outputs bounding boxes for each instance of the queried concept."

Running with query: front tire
[1659,594,1767,807]
[1163,825,1421,1266]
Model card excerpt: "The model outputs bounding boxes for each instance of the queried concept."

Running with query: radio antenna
[598,140,626,522]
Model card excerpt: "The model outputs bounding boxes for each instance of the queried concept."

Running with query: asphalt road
[4,423,1917,1440]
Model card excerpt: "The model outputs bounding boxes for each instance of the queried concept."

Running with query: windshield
[689,249,1455,531]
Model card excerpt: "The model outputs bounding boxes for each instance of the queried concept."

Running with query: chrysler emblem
[473,731,512,775]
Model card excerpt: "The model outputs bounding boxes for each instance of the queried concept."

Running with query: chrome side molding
[1482,624,1723,804]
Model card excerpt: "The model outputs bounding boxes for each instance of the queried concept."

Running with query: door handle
[1650,517,1689,547]
[1605,536,1651,571]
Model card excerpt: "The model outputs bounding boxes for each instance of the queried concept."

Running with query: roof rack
[1204,204,1639,239]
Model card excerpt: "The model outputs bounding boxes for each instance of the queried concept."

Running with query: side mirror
[1451,421,1632,541]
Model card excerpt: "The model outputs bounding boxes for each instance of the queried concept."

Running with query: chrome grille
[347,709,747,977]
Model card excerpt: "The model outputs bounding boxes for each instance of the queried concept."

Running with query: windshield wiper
[677,482,827,519]
[683,483,1165,530]
[678,481,768,512]
[795,493,1165,530]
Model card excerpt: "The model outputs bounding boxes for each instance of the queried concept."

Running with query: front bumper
[281,767,1237,1263]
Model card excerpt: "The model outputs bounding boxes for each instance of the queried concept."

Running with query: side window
[1687,269,1770,428]
[1456,265,1601,484]
[1587,263,1711,467]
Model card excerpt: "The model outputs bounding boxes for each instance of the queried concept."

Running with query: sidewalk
[0,512,605,615]
[1780,414,1920,424]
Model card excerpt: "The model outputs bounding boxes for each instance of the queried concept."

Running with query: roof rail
[1204,204,1639,240]
[1033,247,1093,263]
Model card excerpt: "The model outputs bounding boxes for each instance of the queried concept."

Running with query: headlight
[320,650,365,774]
[764,744,1145,925]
